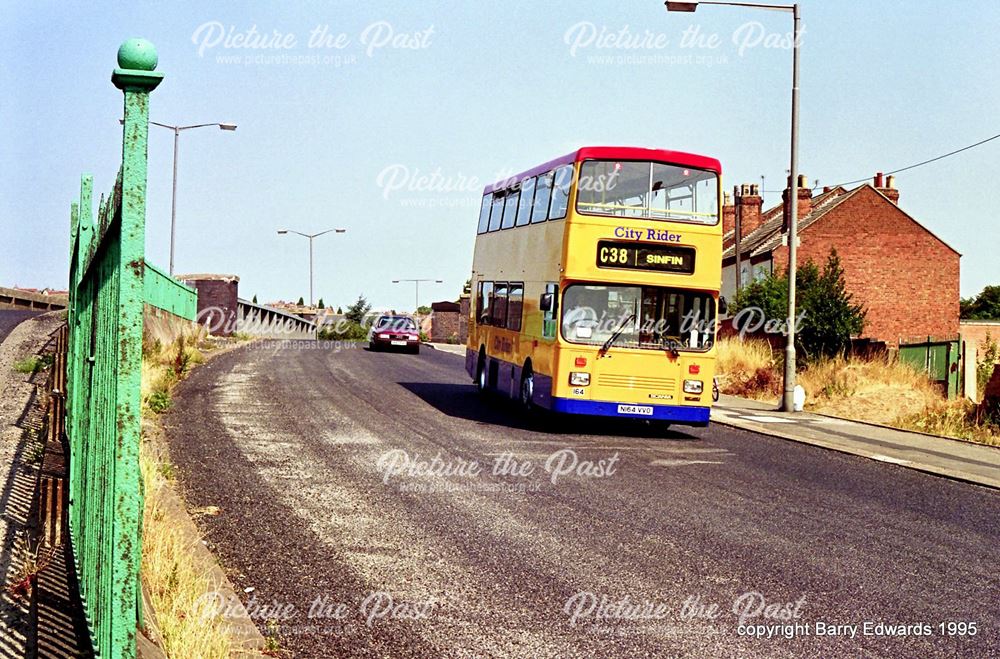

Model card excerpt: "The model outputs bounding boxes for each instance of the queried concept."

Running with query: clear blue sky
[3,0,998,310]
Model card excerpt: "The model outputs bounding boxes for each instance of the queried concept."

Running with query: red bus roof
[483,146,722,194]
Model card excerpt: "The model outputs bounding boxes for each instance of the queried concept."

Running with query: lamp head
[219,123,237,131]
[665,1,699,11]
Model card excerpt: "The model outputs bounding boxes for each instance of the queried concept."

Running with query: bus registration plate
[617,404,653,416]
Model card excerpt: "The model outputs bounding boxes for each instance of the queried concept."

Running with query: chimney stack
[878,173,899,204]
[782,174,813,232]
[735,183,763,240]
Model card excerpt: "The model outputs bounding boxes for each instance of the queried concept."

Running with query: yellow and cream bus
[466,146,722,427]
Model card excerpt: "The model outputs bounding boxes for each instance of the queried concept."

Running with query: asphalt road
[164,341,1000,659]
[0,310,41,343]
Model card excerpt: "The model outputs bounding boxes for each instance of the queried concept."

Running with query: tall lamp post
[134,120,238,274]
[392,278,443,312]
[665,0,801,412]
[277,228,347,306]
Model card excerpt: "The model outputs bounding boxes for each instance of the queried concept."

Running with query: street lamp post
[665,0,801,412]
[150,121,237,275]
[277,228,347,306]
[392,279,443,312]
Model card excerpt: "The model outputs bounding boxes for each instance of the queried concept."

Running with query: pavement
[0,311,65,657]
[164,341,999,658]
[712,395,1000,490]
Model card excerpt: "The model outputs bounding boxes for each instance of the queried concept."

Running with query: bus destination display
[596,240,695,274]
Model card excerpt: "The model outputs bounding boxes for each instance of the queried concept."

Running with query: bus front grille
[597,374,677,391]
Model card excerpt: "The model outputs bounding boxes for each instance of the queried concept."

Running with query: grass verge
[715,337,1000,447]
[139,329,253,657]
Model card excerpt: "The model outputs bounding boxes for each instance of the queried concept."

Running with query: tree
[463,278,472,295]
[345,295,372,324]
[252,294,258,304]
[961,285,1000,320]
[336,306,343,314]
[318,298,325,309]
[797,250,866,359]
[732,248,865,360]
[416,305,431,315]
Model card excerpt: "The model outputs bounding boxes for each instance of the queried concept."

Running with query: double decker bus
[466,146,722,427]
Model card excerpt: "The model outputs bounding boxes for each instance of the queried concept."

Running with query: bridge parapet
[236,298,315,339]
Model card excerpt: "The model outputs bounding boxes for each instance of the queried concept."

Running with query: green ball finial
[117,38,158,71]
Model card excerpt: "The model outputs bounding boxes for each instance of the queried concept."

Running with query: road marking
[650,447,728,454]
[649,459,724,467]
[742,415,795,423]
[869,454,911,466]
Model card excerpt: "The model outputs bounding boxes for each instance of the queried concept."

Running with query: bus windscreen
[576,160,718,224]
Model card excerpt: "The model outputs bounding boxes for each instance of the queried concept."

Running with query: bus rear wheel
[519,365,534,411]
[475,351,488,395]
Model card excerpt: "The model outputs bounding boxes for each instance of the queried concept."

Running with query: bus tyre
[519,365,534,411]
[475,352,488,395]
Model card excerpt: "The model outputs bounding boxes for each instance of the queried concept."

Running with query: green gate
[899,336,961,399]
[66,39,163,658]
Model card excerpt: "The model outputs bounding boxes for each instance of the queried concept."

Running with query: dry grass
[716,337,1000,446]
[141,334,204,416]
[140,443,233,658]
[894,400,1000,447]
[798,355,939,425]
[139,327,239,658]
[715,338,781,401]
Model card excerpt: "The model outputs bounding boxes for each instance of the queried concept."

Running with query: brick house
[721,174,960,347]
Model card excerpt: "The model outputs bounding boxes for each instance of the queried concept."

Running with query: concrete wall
[143,304,205,349]
[0,286,66,311]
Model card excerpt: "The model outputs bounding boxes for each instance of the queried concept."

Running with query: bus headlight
[683,379,703,394]
[569,372,591,386]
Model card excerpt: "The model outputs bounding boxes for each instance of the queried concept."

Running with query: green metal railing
[145,260,197,320]
[66,39,164,658]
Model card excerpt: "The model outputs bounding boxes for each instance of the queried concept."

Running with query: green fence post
[109,38,162,657]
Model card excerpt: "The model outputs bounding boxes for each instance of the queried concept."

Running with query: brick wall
[182,278,239,337]
[960,320,1000,362]
[459,295,470,343]
[430,312,460,342]
[771,186,960,346]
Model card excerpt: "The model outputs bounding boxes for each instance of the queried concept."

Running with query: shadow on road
[398,381,701,441]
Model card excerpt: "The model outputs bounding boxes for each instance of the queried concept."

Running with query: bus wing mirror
[718,296,728,316]
[540,293,554,312]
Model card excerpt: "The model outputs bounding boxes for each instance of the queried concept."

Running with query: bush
[977,332,999,395]
[732,249,865,361]
[13,356,42,374]
[318,321,368,341]
[148,390,172,414]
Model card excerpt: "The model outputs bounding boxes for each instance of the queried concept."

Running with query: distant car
[368,315,421,353]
